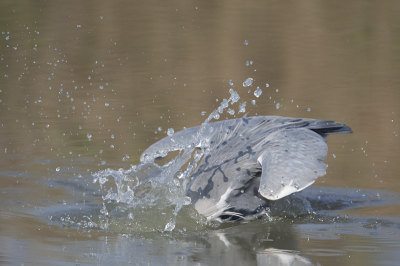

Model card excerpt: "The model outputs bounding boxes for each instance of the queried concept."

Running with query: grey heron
[141,116,351,222]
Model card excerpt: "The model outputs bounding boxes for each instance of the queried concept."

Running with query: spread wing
[257,128,328,200]
[140,117,264,163]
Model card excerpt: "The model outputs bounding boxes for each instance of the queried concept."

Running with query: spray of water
[93,89,243,232]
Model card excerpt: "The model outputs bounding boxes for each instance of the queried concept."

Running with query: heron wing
[140,118,260,162]
[258,128,328,200]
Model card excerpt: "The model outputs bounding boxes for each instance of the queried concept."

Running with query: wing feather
[258,128,328,200]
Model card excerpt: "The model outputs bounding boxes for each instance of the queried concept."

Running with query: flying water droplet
[167,128,174,136]
[242,78,253,87]
[238,102,247,113]
[228,89,240,104]
[254,87,262,98]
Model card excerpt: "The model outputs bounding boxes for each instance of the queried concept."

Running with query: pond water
[1,1,400,265]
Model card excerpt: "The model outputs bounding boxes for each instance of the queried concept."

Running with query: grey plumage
[141,116,351,222]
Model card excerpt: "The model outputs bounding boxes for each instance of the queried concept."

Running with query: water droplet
[251,100,256,105]
[333,154,336,158]
[56,167,60,172]
[243,40,249,45]
[167,128,174,136]
[307,108,311,112]
[201,111,206,116]
[254,87,263,98]
[276,103,280,109]
[266,83,269,88]
[238,102,247,113]
[164,221,175,231]
[228,89,240,104]
[242,78,253,87]
[229,79,233,86]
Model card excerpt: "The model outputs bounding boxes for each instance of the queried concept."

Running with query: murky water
[1,1,400,265]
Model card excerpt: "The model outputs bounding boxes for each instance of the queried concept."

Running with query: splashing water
[93,89,243,232]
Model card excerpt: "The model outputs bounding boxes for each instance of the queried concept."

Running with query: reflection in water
[257,249,312,266]
[87,221,316,266]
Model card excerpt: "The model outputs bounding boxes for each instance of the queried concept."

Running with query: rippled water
[1,0,400,265]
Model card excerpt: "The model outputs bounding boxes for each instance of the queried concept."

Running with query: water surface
[1,1,400,265]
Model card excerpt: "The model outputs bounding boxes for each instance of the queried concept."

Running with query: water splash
[93,89,243,231]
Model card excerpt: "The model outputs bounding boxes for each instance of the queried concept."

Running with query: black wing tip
[310,122,352,135]
[338,124,352,134]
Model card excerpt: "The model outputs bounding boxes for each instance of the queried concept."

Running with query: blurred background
[1,0,400,265]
